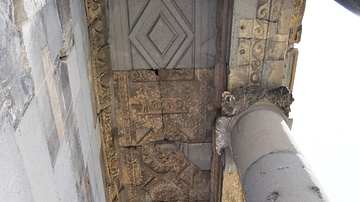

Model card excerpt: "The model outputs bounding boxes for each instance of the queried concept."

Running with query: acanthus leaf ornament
[222,86,294,117]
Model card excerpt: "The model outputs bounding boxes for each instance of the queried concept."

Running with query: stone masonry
[0,0,106,201]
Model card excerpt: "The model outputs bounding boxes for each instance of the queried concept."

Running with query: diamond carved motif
[129,0,194,69]
[148,14,177,56]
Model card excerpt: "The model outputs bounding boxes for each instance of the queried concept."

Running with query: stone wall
[0,0,105,201]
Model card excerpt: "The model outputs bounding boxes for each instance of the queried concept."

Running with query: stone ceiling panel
[114,69,217,146]
[114,69,216,201]
[109,0,217,70]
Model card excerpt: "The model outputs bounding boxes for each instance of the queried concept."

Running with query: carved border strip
[85,0,119,201]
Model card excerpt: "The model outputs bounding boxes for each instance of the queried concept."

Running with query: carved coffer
[109,0,217,70]
[114,69,217,201]
[109,0,218,201]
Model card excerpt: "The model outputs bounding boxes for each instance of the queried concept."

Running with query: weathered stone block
[0,2,34,128]
[228,66,249,91]
[86,150,98,202]
[63,107,85,190]
[78,167,94,201]
[14,99,58,202]
[56,59,73,120]
[90,120,106,202]
[66,48,81,102]
[23,0,47,20]
[57,0,74,58]
[22,13,47,93]
[263,61,287,89]
[54,139,78,202]
[74,92,91,162]
[189,143,212,170]
[0,119,34,202]
[41,1,63,62]
[266,40,287,61]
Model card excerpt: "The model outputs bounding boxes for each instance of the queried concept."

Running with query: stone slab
[35,81,59,165]
[66,47,81,103]
[54,139,78,202]
[41,1,63,62]
[74,92,91,162]
[90,119,106,202]
[23,0,47,20]
[189,143,212,170]
[0,120,34,202]
[14,99,58,202]
[22,12,47,94]
[109,0,217,70]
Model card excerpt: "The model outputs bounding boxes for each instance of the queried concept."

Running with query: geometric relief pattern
[114,69,216,201]
[110,0,217,70]
[119,144,210,201]
[113,69,217,147]
[129,0,194,69]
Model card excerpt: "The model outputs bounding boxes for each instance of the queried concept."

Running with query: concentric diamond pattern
[148,14,177,56]
[129,0,194,69]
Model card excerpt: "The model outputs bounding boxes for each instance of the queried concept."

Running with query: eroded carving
[142,144,187,173]
[232,0,306,90]
[257,0,271,20]
[85,0,119,201]
[119,144,210,201]
[222,86,293,117]
[114,69,217,146]
[289,0,306,44]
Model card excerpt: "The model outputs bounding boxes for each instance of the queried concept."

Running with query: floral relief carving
[85,0,119,201]
[222,86,294,117]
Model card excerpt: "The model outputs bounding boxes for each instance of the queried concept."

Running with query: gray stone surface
[189,143,212,170]
[0,0,34,129]
[0,120,34,202]
[23,0,47,20]
[41,1,63,62]
[75,92,91,162]
[109,0,217,70]
[229,0,257,69]
[230,105,328,201]
[231,108,297,178]
[67,48,81,103]
[1,0,105,201]
[90,120,106,202]
[14,100,58,202]
[243,152,327,202]
[22,12,47,94]
[54,139,78,202]
[36,81,59,164]
[71,0,95,127]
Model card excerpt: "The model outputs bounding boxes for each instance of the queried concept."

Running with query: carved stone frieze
[222,86,294,117]
[119,144,210,201]
[229,0,306,91]
[114,69,217,146]
[85,0,119,201]
[113,68,217,200]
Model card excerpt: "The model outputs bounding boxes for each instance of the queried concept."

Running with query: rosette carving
[142,144,187,173]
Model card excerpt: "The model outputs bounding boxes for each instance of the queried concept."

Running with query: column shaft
[231,105,327,201]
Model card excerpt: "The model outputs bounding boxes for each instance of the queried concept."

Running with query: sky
[290,0,360,201]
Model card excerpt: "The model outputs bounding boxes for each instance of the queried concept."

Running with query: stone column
[218,87,328,202]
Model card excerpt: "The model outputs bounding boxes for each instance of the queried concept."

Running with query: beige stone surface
[222,171,245,202]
